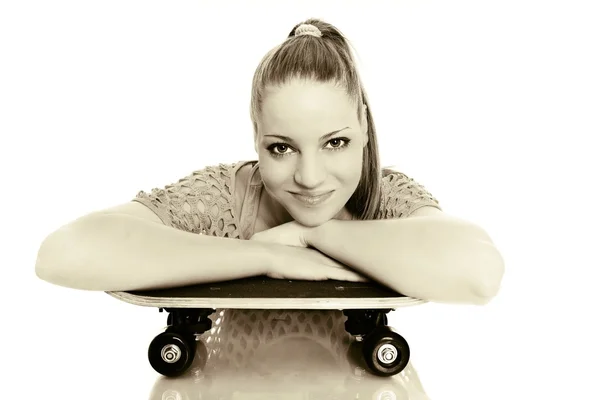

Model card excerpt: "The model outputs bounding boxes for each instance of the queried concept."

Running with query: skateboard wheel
[362,326,410,377]
[148,332,195,377]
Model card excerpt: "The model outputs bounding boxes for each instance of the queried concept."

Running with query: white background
[2,0,599,399]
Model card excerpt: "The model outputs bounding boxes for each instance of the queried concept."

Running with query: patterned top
[131,160,441,377]
[132,160,441,240]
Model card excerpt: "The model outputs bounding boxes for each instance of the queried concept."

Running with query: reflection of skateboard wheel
[148,332,196,377]
[362,326,410,377]
[343,377,410,400]
[149,378,209,400]
[154,388,191,400]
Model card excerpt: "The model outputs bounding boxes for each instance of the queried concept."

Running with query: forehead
[260,79,357,131]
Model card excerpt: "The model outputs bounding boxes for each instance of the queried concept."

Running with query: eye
[266,137,352,158]
[271,144,292,155]
[327,139,344,148]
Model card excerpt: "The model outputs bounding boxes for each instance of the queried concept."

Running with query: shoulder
[234,162,255,203]
[133,161,247,235]
[134,162,239,209]
[378,168,442,219]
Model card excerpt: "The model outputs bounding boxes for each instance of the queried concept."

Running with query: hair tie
[295,24,322,38]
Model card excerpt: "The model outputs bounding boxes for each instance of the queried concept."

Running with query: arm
[305,206,505,305]
[35,164,279,291]
[35,206,276,292]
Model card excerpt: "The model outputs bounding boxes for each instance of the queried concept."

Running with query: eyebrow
[264,127,351,143]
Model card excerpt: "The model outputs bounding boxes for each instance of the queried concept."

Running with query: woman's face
[255,79,368,227]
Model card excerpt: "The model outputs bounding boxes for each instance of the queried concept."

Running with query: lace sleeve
[132,163,240,238]
[378,170,442,219]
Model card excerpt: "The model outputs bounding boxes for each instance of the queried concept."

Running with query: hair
[250,18,392,220]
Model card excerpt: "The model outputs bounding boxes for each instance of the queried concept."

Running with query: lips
[290,191,334,206]
[291,191,332,197]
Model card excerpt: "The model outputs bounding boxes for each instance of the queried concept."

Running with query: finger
[345,274,367,282]
[346,269,369,282]
[321,258,351,270]
[329,267,368,282]
[349,273,370,282]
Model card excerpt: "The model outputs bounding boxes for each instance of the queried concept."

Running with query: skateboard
[107,276,426,378]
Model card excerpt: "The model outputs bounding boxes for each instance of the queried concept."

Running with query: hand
[265,245,369,283]
[250,221,312,248]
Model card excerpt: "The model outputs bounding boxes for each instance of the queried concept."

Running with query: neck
[261,188,294,228]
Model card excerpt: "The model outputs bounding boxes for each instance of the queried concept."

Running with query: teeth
[303,197,321,203]
[295,193,330,205]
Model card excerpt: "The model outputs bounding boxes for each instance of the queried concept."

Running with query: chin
[293,218,327,228]
[288,207,339,227]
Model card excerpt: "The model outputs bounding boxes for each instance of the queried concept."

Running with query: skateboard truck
[148,308,215,377]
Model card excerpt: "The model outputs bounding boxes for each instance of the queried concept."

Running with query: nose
[293,155,326,189]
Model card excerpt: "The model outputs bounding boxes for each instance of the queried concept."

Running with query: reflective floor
[147,308,429,400]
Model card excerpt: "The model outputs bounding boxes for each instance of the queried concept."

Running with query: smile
[290,191,334,206]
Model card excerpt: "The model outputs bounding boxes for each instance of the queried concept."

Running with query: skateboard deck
[107,276,425,378]
[107,275,426,309]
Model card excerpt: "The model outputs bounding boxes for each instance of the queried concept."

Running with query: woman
[35,18,504,305]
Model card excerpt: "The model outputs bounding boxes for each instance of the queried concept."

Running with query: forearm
[306,216,504,305]
[35,213,274,292]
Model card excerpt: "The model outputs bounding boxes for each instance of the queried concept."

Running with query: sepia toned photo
[3,1,598,399]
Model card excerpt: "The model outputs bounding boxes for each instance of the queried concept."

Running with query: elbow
[35,229,86,289]
[35,234,71,288]
[470,246,505,305]
[34,216,109,291]
[471,279,502,305]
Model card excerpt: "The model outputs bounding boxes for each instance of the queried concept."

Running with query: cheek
[334,159,361,184]
[257,159,287,188]
[337,147,364,179]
